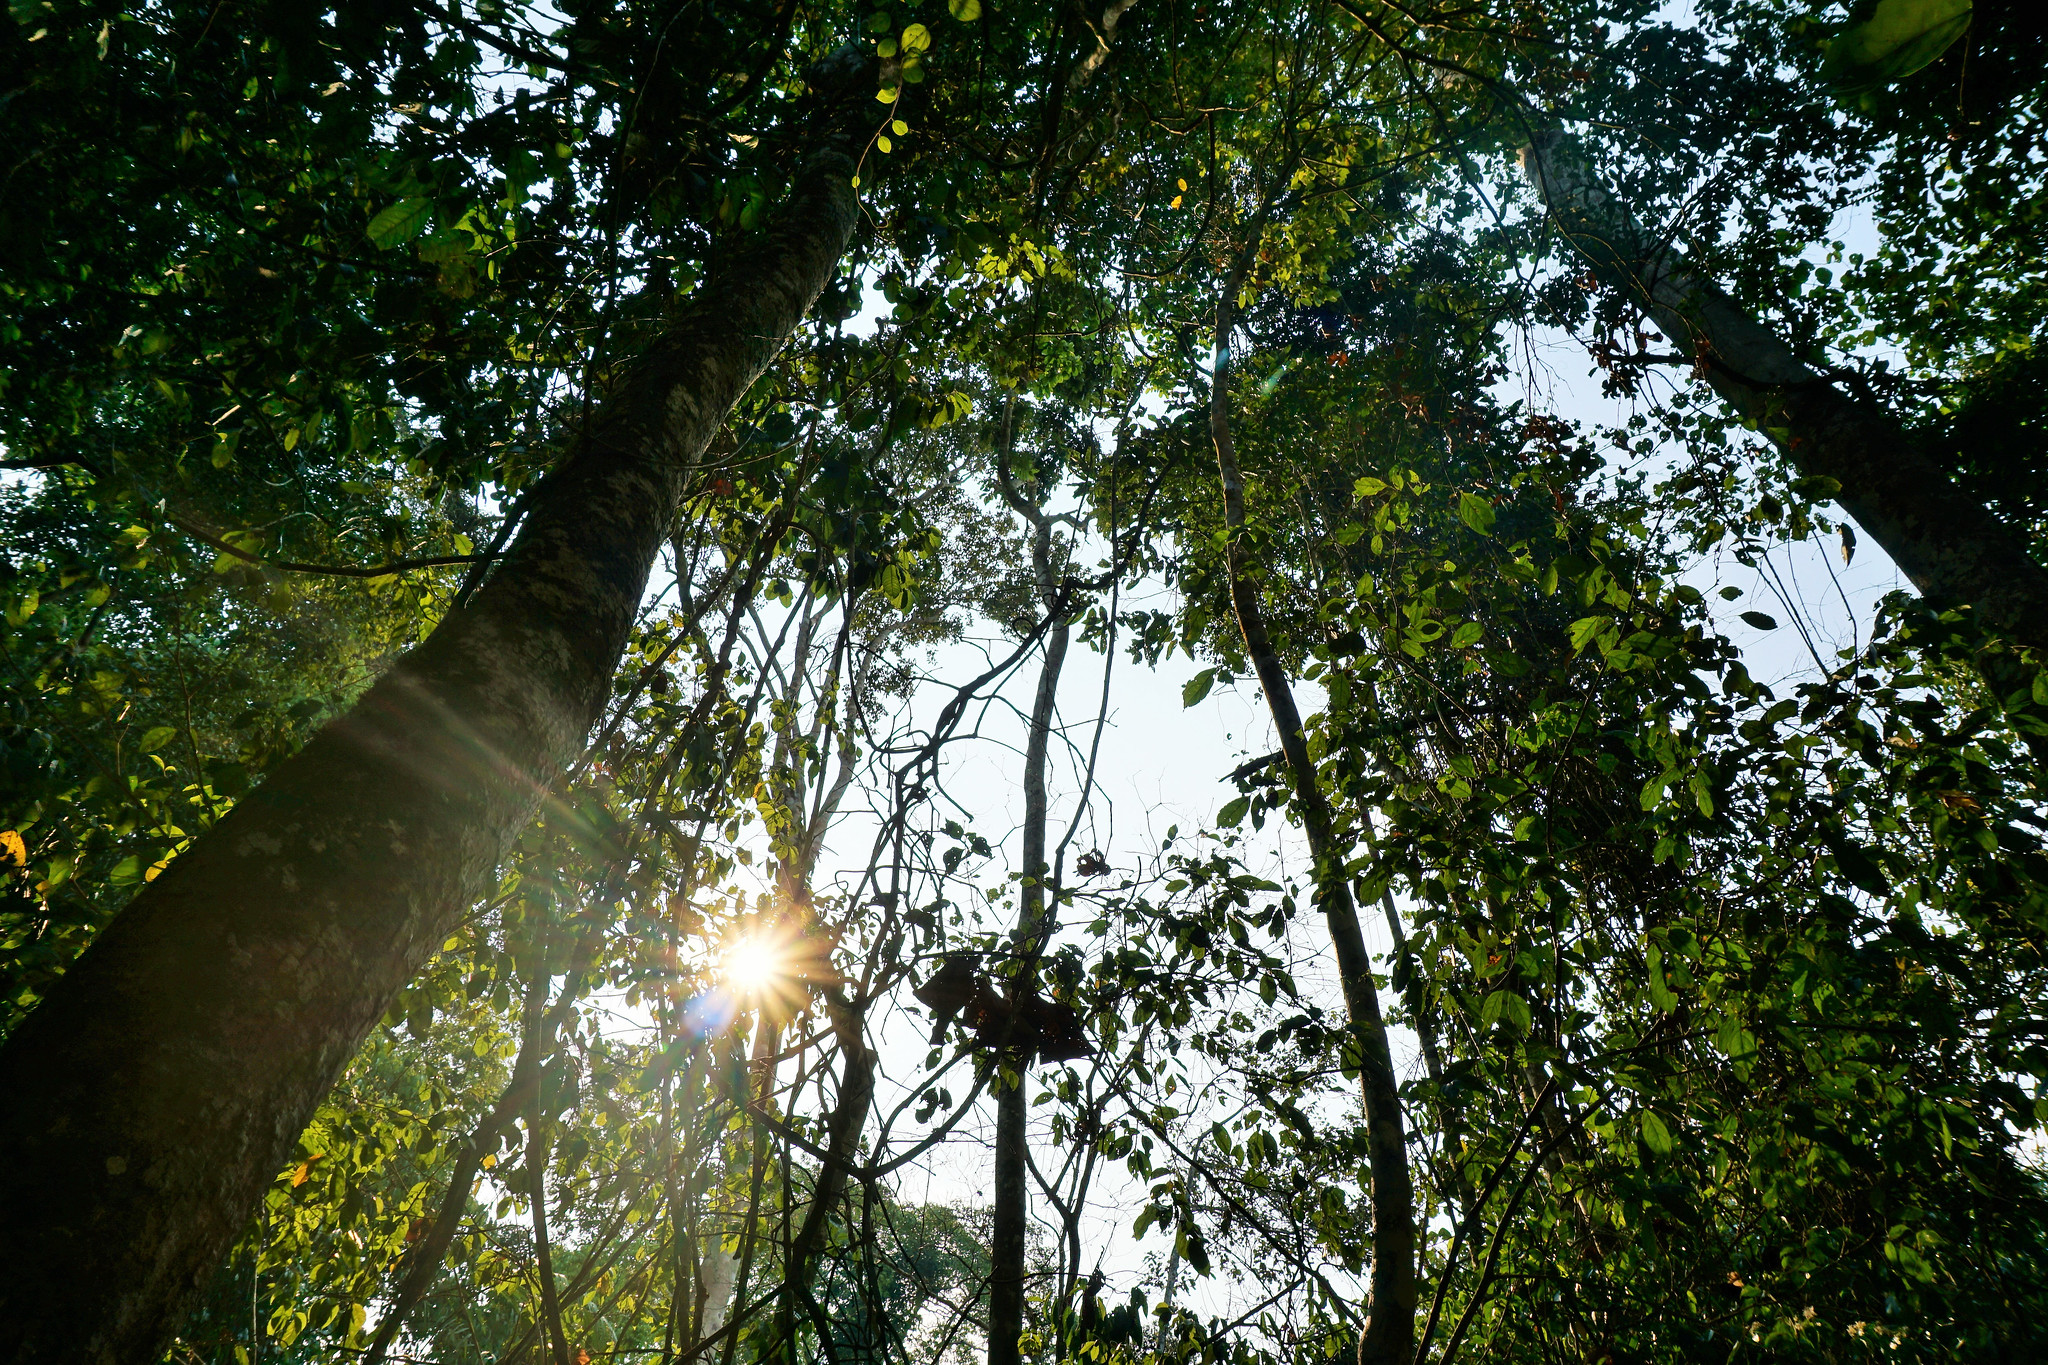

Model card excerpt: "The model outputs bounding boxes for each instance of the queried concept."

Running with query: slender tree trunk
[721,1011,785,1365]
[0,50,882,1365]
[528,1106,572,1365]
[774,983,875,1360]
[1210,244,1417,1365]
[364,971,550,1365]
[768,621,873,1363]
[1520,130,2048,657]
[990,1079,1032,1365]
[989,418,1072,1365]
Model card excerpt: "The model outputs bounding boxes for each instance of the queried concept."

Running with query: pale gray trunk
[1520,131,2048,656]
[0,50,882,1365]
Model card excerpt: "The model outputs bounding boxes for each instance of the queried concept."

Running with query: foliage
[4,0,2047,1362]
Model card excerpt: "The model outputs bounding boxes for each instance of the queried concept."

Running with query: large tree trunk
[0,49,882,1365]
[1520,131,2048,656]
[1210,244,1417,1365]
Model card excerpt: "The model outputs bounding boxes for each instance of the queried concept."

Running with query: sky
[580,186,1924,1337]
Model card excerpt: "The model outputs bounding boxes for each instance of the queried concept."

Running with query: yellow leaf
[901,22,932,52]
[0,830,24,867]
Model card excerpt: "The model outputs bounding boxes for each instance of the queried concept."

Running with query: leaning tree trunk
[0,48,884,1365]
[1520,131,2048,658]
[1210,237,1417,1365]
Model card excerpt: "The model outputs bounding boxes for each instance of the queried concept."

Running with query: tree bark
[773,983,875,1361]
[527,1104,572,1365]
[989,408,1072,1365]
[767,614,873,1363]
[0,49,882,1365]
[1210,239,1417,1365]
[1519,130,2048,657]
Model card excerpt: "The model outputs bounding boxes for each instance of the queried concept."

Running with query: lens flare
[723,936,781,993]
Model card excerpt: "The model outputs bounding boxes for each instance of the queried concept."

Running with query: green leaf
[1824,0,1972,94]
[1739,611,1778,631]
[1182,668,1217,707]
[1828,838,1891,896]
[366,198,433,249]
[948,0,981,18]
[1458,490,1496,536]
[1216,795,1250,829]
[1567,616,1610,653]
[137,725,179,753]
[1481,989,1529,1033]
[1450,621,1483,649]
[1354,476,1388,498]
[1640,1109,1674,1155]
[1646,943,1679,1011]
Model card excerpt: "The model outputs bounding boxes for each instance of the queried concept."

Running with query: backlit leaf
[366,197,433,249]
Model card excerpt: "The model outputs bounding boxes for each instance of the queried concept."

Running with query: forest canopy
[2,1,2046,1363]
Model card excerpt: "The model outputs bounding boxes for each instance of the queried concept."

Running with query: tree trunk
[363,970,550,1365]
[768,614,873,1363]
[0,49,882,1365]
[989,415,1072,1365]
[990,1078,1032,1365]
[1519,131,2048,657]
[773,983,875,1361]
[1210,242,1417,1365]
